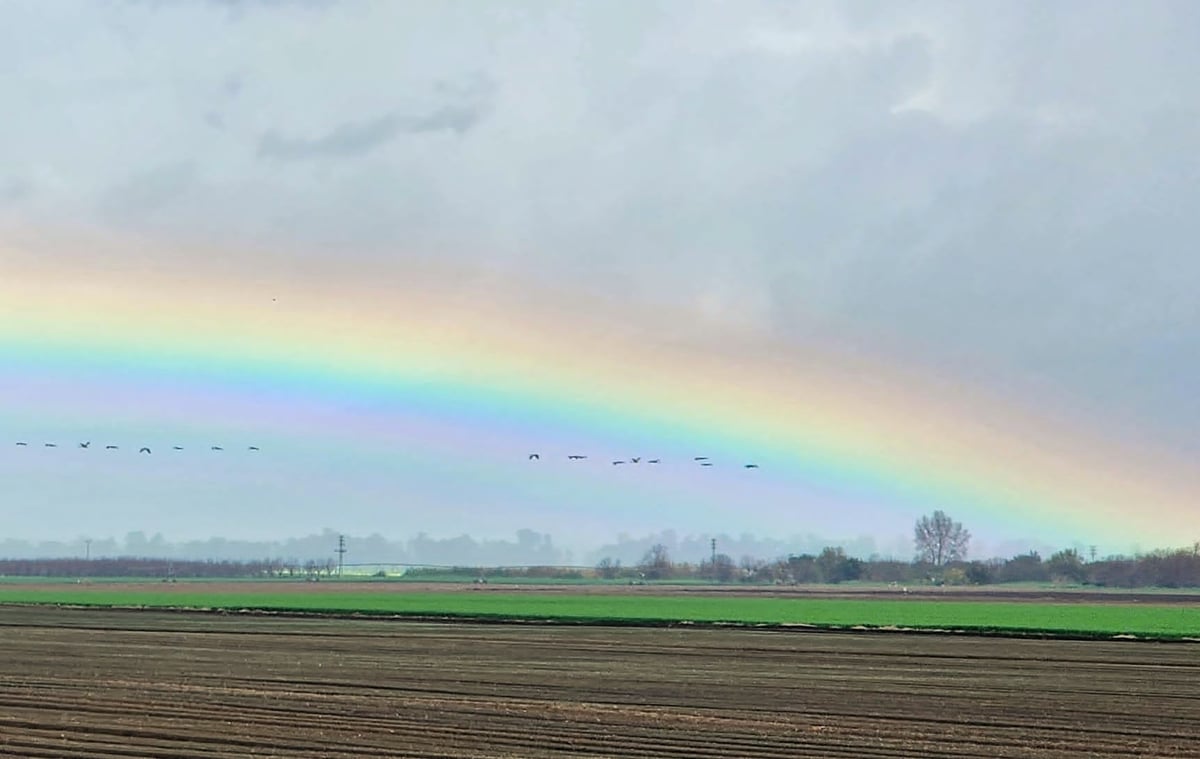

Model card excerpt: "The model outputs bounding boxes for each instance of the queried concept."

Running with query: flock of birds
[528,453,759,469]
[13,441,259,455]
[11,442,759,468]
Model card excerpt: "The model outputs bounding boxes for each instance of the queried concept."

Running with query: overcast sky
[2,1,1197,555]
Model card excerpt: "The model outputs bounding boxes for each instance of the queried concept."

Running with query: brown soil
[0,605,1197,758]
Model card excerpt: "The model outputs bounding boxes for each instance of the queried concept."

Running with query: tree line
[589,511,1200,588]
[0,557,338,579]
[2,511,1196,588]
[586,543,1200,588]
[8,545,1196,588]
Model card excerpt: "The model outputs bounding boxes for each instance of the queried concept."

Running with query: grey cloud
[100,162,198,218]
[2,1,1198,456]
[407,103,489,135]
[433,71,496,103]
[2,0,1199,553]
[258,92,492,160]
[222,72,244,98]
[200,0,336,18]
[1,177,32,203]
[258,113,406,160]
[753,99,1200,444]
[198,74,243,131]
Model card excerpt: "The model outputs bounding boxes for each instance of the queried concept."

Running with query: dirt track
[0,606,1197,758]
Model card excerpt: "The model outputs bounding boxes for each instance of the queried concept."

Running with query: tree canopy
[914,510,970,566]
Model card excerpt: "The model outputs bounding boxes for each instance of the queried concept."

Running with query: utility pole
[336,534,347,578]
[84,539,91,562]
[711,538,717,583]
[1089,545,1097,563]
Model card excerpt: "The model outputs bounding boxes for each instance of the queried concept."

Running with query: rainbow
[2,232,1197,552]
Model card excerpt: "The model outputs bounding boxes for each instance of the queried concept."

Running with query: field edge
[5,601,1199,644]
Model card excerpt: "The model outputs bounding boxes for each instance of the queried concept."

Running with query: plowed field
[0,606,1196,758]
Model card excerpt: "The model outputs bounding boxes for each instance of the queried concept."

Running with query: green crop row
[1,589,1197,638]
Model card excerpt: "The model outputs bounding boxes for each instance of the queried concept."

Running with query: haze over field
[1,1,1197,561]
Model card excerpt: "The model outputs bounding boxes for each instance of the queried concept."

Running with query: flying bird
[630,457,641,464]
[211,446,223,451]
[693,456,708,461]
[248,446,260,451]
[173,446,184,451]
[44,443,57,448]
[700,462,713,467]
[105,445,118,450]
[612,460,625,465]
[567,455,587,460]
[139,447,152,454]
[744,463,759,469]
[15,442,27,446]
[78,441,90,449]
[528,453,539,460]
[647,459,661,464]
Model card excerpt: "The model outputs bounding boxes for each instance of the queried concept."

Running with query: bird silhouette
[744,463,759,469]
[44,443,57,448]
[211,446,223,451]
[248,446,260,451]
[567,454,587,460]
[78,441,90,449]
[528,453,539,460]
[139,447,151,454]
[693,456,708,461]
[700,462,713,467]
[647,458,661,464]
[612,460,625,465]
[173,446,184,451]
[15,442,27,446]
[105,445,118,450]
[630,457,641,464]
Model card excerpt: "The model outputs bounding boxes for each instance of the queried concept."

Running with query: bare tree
[638,543,672,580]
[914,510,970,566]
[595,556,621,580]
[739,555,766,582]
[700,553,736,583]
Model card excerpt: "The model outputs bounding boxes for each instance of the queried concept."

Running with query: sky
[1,0,1198,561]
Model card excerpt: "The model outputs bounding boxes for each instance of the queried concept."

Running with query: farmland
[0,603,1198,758]
[1,580,1199,639]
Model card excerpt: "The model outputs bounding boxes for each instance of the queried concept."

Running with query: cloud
[100,162,198,217]
[1,0,1197,455]
[258,113,408,160]
[257,83,493,160]
[0,177,31,203]
[405,102,488,135]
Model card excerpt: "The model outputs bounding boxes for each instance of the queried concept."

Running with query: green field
[1,587,1197,639]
